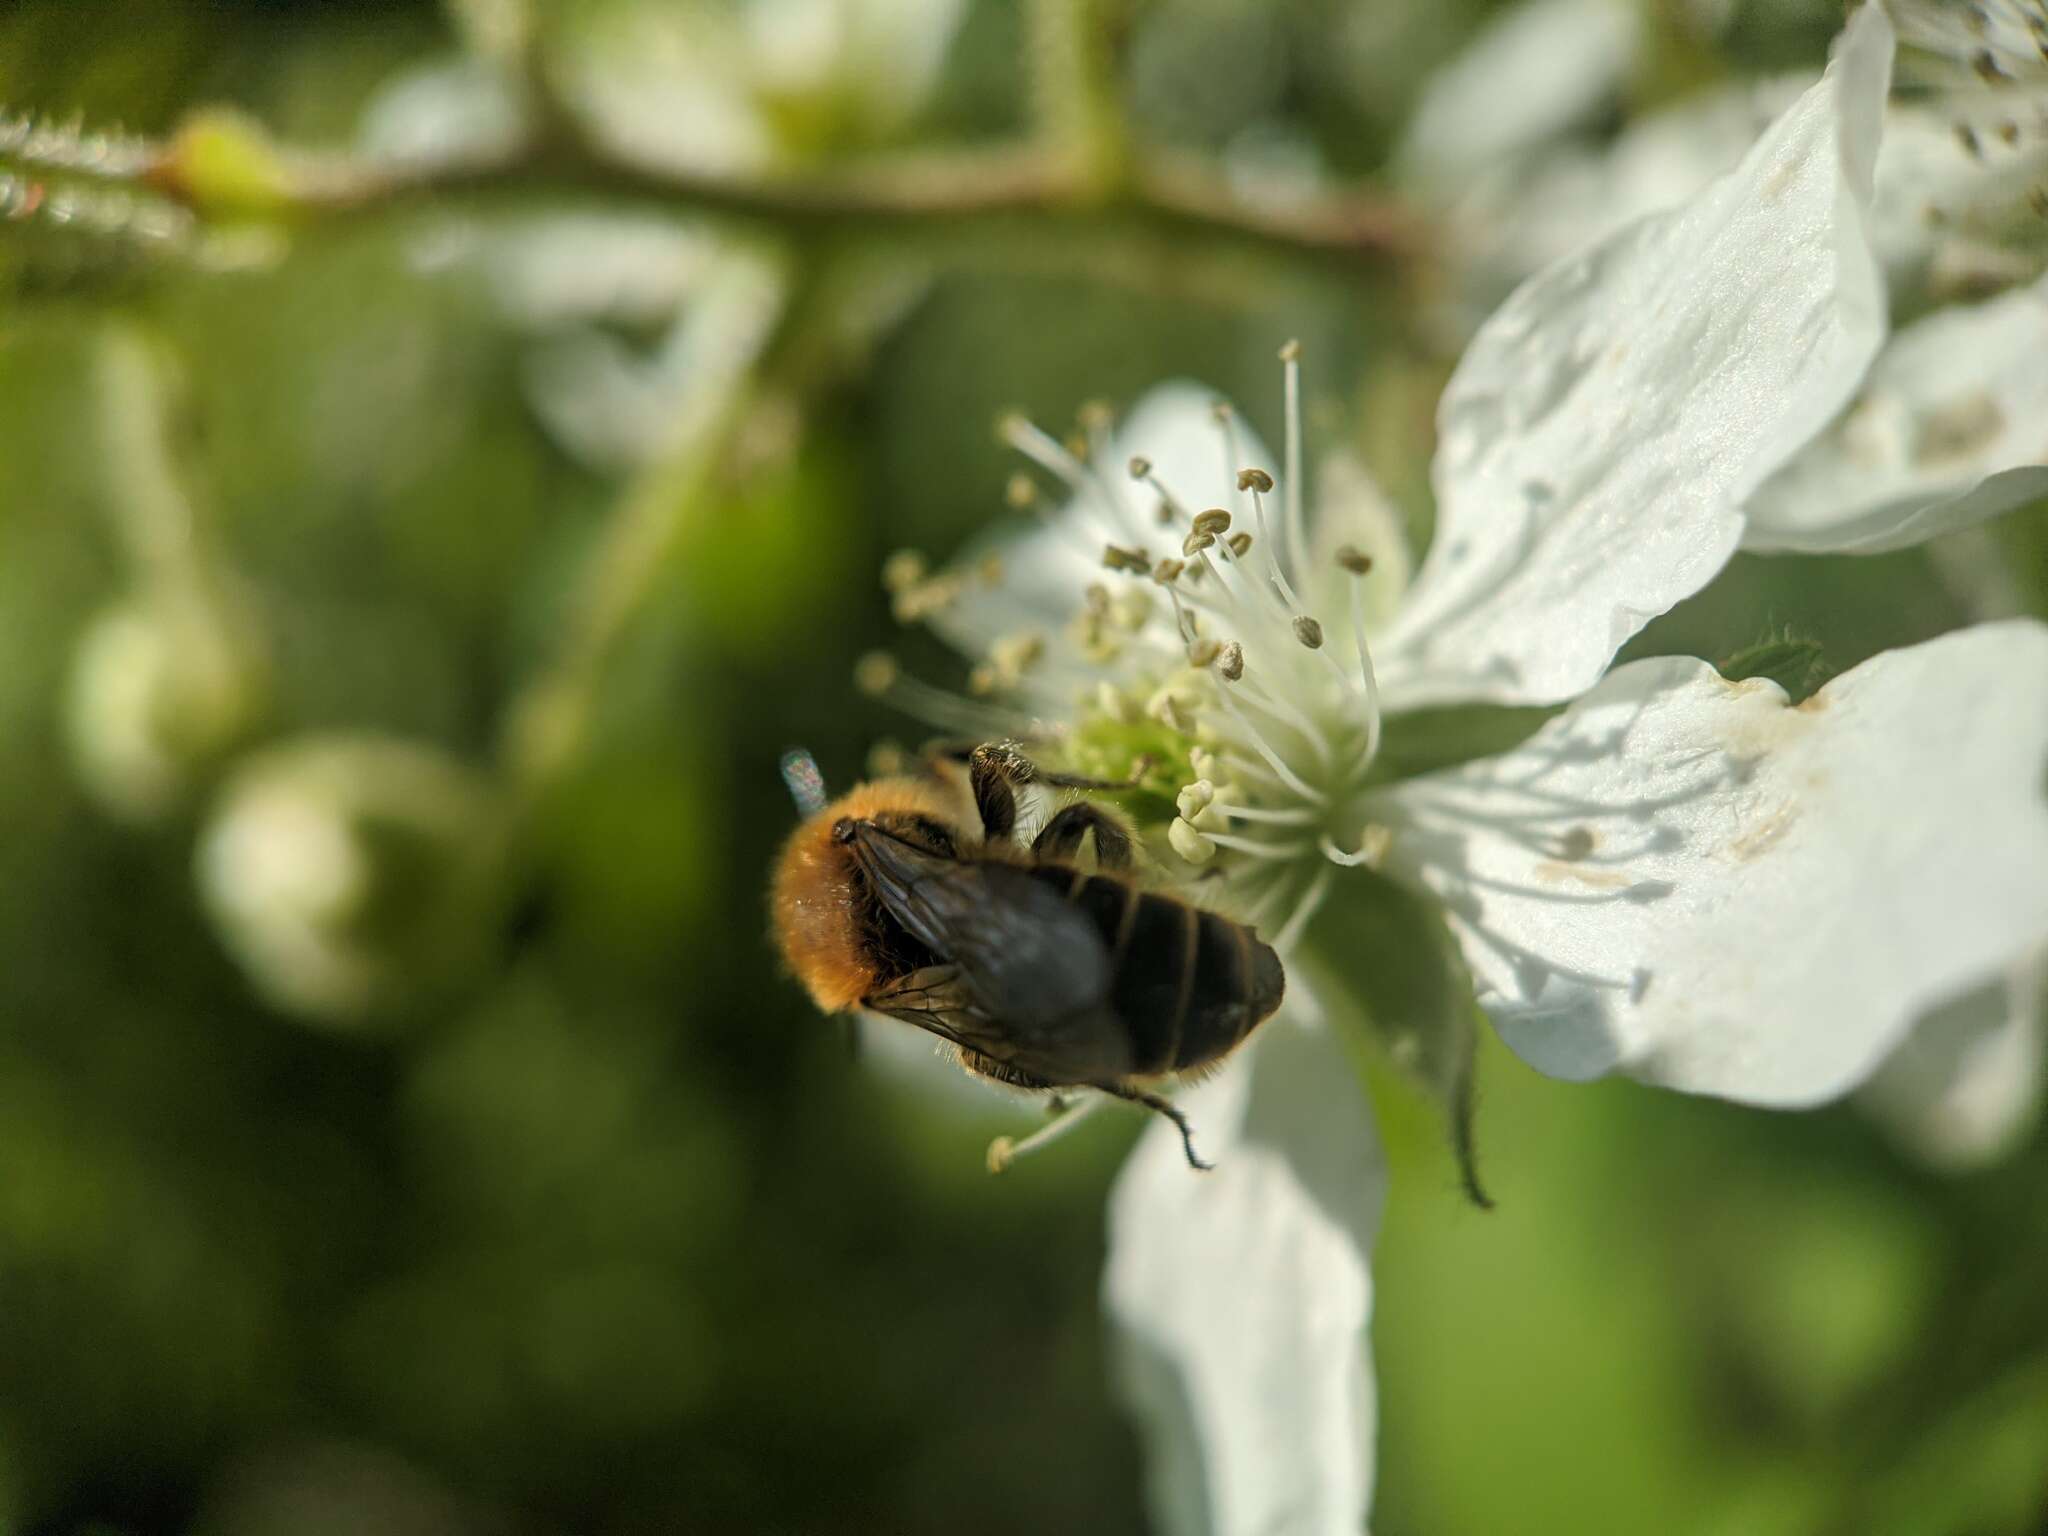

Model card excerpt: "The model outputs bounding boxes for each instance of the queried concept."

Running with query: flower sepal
[1300,867,1493,1208]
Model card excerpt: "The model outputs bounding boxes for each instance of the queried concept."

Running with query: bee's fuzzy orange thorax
[770,776,964,1014]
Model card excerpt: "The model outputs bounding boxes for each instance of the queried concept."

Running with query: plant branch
[3,104,1423,273]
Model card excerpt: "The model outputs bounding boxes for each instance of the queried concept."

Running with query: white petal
[1376,621,2048,1105]
[1860,945,2047,1170]
[556,3,773,177]
[1105,1008,1385,1536]
[1376,5,1893,710]
[1395,0,1642,188]
[1744,275,2048,553]
[1435,71,1814,322]
[1304,451,1414,632]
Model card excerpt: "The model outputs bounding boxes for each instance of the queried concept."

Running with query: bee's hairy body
[771,751,1285,1119]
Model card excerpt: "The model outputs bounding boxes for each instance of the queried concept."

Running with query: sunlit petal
[1105,1008,1385,1536]
[1376,621,2048,1104]
[1376,5,1893,709]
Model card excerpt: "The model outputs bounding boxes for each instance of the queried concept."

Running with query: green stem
[1028,0,1131,199]
[500,245,790,808]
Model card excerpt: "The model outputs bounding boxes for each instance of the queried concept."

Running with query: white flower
[871,9,2048,1528]
[558,0,966,178]
[197,737,506,1026]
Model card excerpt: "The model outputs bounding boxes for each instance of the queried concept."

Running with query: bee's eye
[831,818,859,844]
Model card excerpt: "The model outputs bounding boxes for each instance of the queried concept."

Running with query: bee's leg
[969,741,1152,841]
[986,1095,1106,1174]
[1031,803,1136,870]
[1100,1083,1214,1171]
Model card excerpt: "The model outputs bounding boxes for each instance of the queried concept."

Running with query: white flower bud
[196,736,504,1026]
[65,598,262,824]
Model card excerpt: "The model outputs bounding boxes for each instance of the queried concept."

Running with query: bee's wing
[849,824,1130,1082]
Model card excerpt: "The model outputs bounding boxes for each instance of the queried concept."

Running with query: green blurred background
[4,0,2047,1532]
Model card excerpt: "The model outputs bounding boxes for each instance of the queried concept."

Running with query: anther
[1182,530,1216,557]
[1079,399,1115,432]
[1237,468,1274,494]
[881,549,928,592]
[991,631,1045,676]
[1095,681,1139,724]
[968,664,999,696]
[1191,508,1232,536]
[1005,473,1038,509]
[2031,186,2048,219]
[1127,455,1153,480]
[1154,498,1176,526]
[1103,543,1151,573]
[1176,780,1216,820]
[1956,122,1983,160]
[1110,590,1153,631]
[1217,640,1245,681]
[1973,47,2009,81]
[1335,544,1374,575]
[1293,616,1325,649]
[1084,582,1112,614]
[1278,339,1301,362]
[1998,120,2021,145]
[1151,557,1186,583]
[1227,532,1252,557]
[1187,637,1221,667]
[854,651,900,696]
[1169,818,1218,864]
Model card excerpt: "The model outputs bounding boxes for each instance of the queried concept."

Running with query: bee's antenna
[780,748,829,817]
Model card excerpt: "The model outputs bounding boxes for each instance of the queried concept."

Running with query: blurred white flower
[556,0,966,178]
[882,10,2048,1527]
[1394,0,1642,189]
[1410,0,2048,329]
[197,737,506,1026]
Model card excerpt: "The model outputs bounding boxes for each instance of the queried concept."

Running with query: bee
[770,741,1285,1171]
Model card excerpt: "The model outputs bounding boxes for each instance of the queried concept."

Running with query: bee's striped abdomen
[1034,867,1285,1077]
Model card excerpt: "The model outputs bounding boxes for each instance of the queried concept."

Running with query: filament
[1271,865,1333,953]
